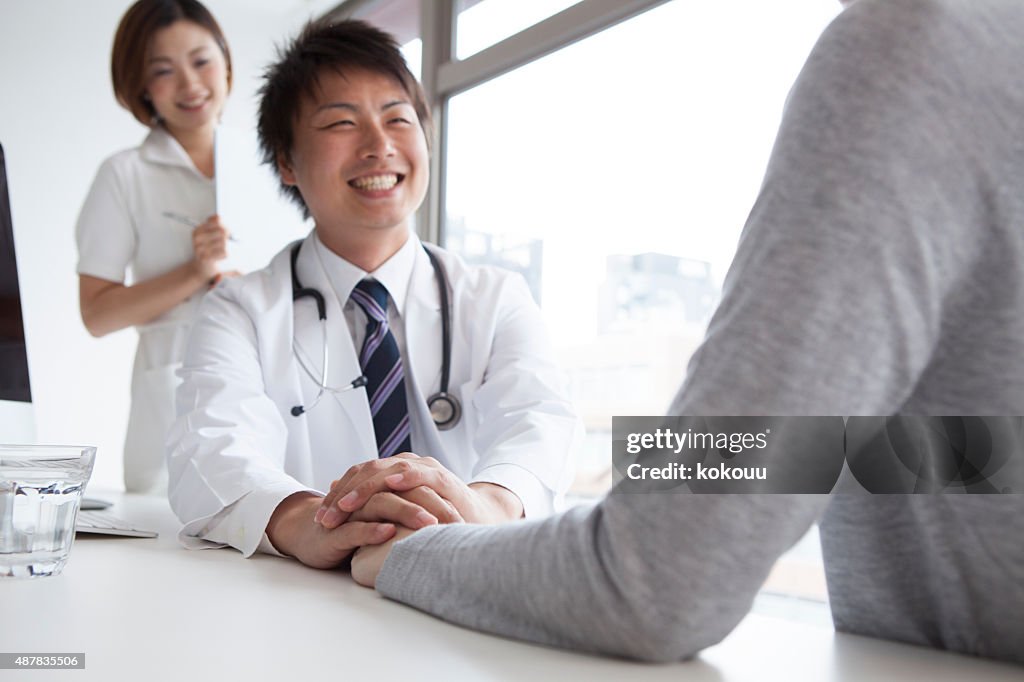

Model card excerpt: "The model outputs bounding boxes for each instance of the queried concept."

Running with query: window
[443,0,840,494]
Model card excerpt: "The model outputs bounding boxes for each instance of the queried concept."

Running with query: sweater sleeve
[376,0,977,661]
[378,494,824,661]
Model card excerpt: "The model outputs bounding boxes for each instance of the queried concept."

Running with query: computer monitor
[0,142,36,441]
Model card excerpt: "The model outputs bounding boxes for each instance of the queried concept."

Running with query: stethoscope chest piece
[427,391,461,431]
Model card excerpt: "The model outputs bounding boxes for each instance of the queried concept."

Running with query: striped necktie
[350,279,412,458]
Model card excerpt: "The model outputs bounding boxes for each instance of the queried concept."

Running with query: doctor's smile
[348,172,404,194]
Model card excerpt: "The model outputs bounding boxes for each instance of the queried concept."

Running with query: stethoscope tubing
[288,240,461,429]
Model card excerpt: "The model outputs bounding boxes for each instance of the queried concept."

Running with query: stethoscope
[288,241,462,431]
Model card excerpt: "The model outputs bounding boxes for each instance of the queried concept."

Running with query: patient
[349,0,1024,664]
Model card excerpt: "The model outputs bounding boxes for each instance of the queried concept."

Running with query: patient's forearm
[375,494,822,662]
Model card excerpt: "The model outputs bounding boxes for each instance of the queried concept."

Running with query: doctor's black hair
[257,19,433,218]
[111,0,233,127]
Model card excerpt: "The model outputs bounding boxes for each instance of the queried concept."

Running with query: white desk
[1,492,1020,681]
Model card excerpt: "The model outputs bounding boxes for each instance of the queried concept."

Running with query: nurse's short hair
[111,0,233,127]
[257,19,433,217]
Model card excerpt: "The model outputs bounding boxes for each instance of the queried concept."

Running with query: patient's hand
[351,526,416,588]
[265,492,396,569]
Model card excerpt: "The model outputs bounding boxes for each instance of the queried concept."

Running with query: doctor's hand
[190,215,231,283]
[317,454,523,529]
[351,526,416,588]
[316,454,463,530]
[344,487,464,529]
[265,492,397,570]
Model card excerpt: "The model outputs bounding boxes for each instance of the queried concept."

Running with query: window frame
[326,0,671,246]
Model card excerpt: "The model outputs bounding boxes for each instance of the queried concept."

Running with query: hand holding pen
[164,212,239,287]
[163,211,239,242]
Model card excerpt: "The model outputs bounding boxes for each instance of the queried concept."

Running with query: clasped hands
[265,453,522,585]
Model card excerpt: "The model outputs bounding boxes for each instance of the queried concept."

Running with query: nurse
[166,19,581,567]
[76,0,234,493]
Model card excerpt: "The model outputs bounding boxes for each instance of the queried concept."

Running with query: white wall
[0,0,336,489]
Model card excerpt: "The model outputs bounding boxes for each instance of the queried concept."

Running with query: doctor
[166,18,580,566]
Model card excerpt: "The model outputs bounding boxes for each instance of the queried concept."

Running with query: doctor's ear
[277,153,297,186]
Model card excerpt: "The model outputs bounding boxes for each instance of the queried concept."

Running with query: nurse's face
[278,68,429,245]
[144,20,229,138]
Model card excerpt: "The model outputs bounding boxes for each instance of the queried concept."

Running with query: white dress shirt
[311,232,431,454]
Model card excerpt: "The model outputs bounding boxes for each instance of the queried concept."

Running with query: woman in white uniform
[76,0,234,493]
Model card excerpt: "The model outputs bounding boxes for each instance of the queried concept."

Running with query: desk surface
[1,492,1020,681]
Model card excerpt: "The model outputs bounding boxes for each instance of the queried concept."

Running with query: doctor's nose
[359,124,396,159]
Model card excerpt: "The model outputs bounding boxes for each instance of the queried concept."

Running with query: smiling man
[165,19,580,568]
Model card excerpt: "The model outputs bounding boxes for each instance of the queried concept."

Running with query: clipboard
[214,125,310,274]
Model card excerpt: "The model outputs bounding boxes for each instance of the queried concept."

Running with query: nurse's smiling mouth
[176,95,211,112]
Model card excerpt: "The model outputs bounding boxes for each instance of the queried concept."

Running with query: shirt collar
[139,126,211,179]
[312,230,419,317]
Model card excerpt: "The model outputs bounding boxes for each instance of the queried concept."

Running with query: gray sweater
[377,0,1024,663]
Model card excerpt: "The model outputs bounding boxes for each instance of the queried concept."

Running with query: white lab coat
[167,234,581,556]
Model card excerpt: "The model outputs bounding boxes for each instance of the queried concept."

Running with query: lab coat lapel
[293,239,377,463]
[404,245,444,402]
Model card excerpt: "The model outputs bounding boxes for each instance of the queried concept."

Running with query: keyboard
[76,510,159,538]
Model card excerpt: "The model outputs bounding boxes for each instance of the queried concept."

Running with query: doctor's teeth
[351,174,398,191]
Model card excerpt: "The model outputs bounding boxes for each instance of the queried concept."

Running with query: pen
[162,211,239,242]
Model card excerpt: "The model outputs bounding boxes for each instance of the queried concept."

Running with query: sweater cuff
[376,524,466,604]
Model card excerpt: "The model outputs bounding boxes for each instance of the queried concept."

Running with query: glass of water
[0,445,96,578]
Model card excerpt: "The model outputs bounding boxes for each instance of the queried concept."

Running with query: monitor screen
[0,142,32,403]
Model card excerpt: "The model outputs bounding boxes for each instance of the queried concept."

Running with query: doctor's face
[144,20,229,137]
[279,68,429,243]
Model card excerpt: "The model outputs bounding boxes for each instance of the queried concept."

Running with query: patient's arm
[351,526,416,587]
